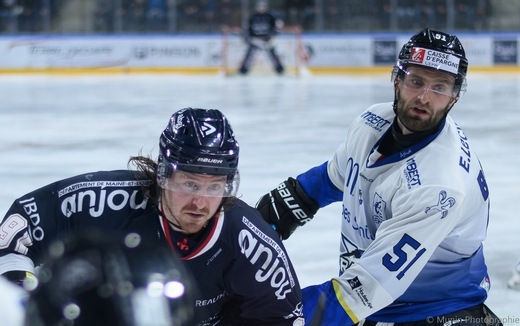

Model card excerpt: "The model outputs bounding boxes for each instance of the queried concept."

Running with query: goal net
[221,25,308,76]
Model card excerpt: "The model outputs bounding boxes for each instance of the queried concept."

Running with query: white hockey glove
[256,177,319,240]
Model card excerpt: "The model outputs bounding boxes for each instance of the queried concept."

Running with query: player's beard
[394,90,452,133]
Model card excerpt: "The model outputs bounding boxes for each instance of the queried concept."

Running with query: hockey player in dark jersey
[0,108,304,325]
[239,0,285,75]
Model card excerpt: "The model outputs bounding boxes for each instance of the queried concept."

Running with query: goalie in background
[239,0,285,75]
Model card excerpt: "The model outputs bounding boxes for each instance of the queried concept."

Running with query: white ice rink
[1,72,519,322]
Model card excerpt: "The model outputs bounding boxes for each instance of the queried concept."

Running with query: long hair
[128,155,160,203]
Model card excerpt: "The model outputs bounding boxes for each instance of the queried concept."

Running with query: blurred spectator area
[0,0,516,34]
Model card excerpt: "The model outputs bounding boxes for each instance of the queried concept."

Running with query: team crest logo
[372,193,386,225]
[425,190,456,219]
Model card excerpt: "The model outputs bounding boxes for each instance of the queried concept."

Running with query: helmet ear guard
[157,159,169,188]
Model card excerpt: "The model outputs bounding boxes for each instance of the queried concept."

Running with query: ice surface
[0,72,518,322]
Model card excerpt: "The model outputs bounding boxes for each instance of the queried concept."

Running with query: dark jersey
[248,12,279,40]
[0,170,303,325]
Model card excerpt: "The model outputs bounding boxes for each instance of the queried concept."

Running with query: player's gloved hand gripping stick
[256,177,319,240]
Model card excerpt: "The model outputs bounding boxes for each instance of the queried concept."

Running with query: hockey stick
[307,292,327,326]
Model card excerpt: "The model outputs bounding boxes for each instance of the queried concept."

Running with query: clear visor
[392,65,466,98]
[158,163,239,197]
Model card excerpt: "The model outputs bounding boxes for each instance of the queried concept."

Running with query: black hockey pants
[359,304,503,326]
[238,44,284,74]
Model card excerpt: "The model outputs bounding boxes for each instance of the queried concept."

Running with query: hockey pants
[239,44,284,74]
[358,304,503,326]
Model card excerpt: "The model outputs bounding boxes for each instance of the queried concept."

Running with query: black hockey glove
[256,177,319,240]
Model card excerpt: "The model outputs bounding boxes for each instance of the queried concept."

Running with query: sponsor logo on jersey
[58,180,152,197]
[18,197,43,242]
[206,248,222,266]
[346,158,360,197]
[342,204,375,241]
[360,111,391,132]
[409,47,460,75]
[404,157,421,189]
[356,289,373,309]
[238,216,296,300]
[195,291,226,307]
[58,180,149,218]
[347,276,362,289]
[17,197,45,241]
[345,279,373,309]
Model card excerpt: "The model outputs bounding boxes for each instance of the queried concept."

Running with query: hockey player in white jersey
[256,28,503,325]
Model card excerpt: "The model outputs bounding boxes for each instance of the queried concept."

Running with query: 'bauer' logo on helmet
[197,157,224,164]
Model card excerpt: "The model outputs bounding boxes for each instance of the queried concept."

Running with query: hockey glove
[256,177,319,240]
[3,270,38,289]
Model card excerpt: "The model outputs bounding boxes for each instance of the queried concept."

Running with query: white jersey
[310,103,490,322]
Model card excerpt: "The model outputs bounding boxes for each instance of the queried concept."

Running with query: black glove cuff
[292,178,319,217]
[273,178,319,239]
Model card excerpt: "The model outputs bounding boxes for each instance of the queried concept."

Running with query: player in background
[507,261,520,290]
[0,108,304,326]
[238,0,285,75]
[256,28,503,325]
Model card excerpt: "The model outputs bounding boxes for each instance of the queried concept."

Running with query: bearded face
[394,66,458,134]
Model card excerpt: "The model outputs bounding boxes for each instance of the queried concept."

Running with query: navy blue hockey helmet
[392,28,468,97]
[24,230,195,326]
[158,108,240,196]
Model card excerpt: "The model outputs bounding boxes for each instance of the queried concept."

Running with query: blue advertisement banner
[373,40,397,65]
[493,40,517,64]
